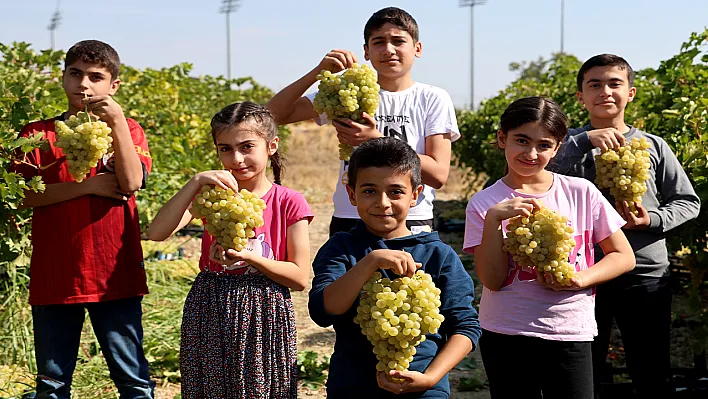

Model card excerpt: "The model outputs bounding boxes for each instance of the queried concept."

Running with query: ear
[496,130,507,149]
[410,184,423,206]
[576,91,585,107]
[627,86,637,103]
[109,79,121,96]
[268,137,280,156]
[363,44,370,61]
[414,41,422,58]
[346,184,357,206]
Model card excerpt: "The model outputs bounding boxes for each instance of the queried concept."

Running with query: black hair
[210,102,284,185]
[499,96,568,144]
[347,137,421,189]
[65,40,121,80]
[364,7,419,44]
[576,54,635,92]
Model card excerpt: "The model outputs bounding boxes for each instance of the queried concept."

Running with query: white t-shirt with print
[306,82,460,220]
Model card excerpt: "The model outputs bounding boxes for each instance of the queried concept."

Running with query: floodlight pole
[459,0,487,110]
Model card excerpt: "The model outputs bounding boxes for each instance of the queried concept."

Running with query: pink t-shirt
[463,173,625,341]
[200,184,314,275]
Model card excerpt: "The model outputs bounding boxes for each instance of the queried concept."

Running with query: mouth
[231,167,250,173]
[596,101,615,106]
[371,214,395,219]
[517,159,538,167]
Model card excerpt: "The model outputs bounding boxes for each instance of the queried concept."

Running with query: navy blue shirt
[309,221,481,398]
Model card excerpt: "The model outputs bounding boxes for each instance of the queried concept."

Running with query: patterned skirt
[180,271,298,398]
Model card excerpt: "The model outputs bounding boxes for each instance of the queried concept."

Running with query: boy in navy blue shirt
[309,137,481,398]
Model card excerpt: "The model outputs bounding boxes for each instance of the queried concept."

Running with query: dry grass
[282,121,476,204]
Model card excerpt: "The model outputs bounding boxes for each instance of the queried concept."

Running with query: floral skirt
[180,271,297,398]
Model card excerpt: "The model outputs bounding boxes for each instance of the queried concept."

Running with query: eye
[391,189,404,195]
[218,147,231,153]
[363,188,376,195]
[90,75,103,82]
[516,138,528,144]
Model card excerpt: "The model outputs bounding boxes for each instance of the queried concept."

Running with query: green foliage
[297,350,330,390]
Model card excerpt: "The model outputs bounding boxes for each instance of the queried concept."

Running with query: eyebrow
[216,139,255,147]
[513,133,555,144]
[370,34,407,41]
[586,77,624,84]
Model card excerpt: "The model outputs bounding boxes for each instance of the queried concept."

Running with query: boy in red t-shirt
[14,40,154,398]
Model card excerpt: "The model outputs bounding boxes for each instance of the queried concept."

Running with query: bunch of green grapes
[190,186,266,251]
[503,207,577,286]
[354,270,445,377]
[595,137,652,215]
[54,111,113,183]
[312,63,380,161]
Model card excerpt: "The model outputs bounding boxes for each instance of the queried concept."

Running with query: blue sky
[1,0,707,108]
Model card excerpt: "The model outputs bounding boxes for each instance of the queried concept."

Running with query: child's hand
[376,370,434,394]
[536,269,585,291]
[487,198,542,222]
[615,200,650,229]
[317,49,358,74]
[84,172,131,201]
[209,240,252,266]
[587,127,626,152]
[82,95,125,125]
[333,113,382,146]
[192,170,239,193]
[364,249,421,277]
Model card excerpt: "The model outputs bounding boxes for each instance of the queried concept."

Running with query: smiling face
[346,166,422,239]
[498,122,560,179]
[578,65,636,122]
[215,123,278,185]
[62,60,119,112]
[364,22,421,81]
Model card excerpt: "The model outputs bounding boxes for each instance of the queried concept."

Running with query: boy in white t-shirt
[267,7,459,236]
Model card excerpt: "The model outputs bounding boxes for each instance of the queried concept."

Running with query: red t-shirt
[14,116,152,305]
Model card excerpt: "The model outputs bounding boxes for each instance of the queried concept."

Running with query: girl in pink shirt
[463,97,634,399]
[148,102,313,398]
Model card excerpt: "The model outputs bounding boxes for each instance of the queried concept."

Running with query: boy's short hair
[347,137,422,189]
[576,54,634,92]
[65,40,121,80]
[364,7,419,44]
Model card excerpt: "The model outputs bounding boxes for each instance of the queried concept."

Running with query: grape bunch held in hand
[503,207,577,286]
[190,186,266,252]
[595,137,652,215]
[54,111,113,183]
[354,270,445,377]
[312,63,380,161]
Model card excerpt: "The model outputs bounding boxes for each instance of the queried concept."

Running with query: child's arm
[538,228,635,290]
[323,249,419,315]
[211,219,311,291]
[420,133,453,189]
[21,173,130,208]
[147,171,239,241]
[474,197,542,291]
[308,244,420,327]
[84,95,143,193]
[549,128,625,174]
[267,50,358,125]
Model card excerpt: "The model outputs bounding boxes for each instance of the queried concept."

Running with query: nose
[383,42,395,55]
[602,84,612,96]
[233,151,245,164]
[376,192,392,208]
[79,75,91,91]
[526,146,538,159]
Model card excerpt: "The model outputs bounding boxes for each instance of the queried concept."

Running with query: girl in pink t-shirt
[463,97,634,399]
[148,102,313,398]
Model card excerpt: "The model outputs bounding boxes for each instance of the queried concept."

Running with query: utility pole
[48,0,61,50]
[560,0,565,53]
[459,0,486,110]
[219,0,241,80]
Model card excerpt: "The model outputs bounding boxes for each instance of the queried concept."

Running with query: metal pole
[560,0,565,54]
[226,12,231,80]
[470,5,475,109]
